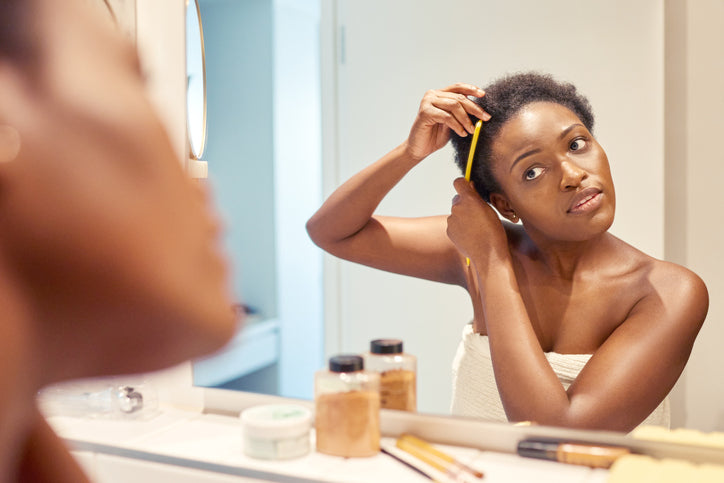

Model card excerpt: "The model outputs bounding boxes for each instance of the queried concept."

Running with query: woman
[0,0,236,480]
[307,73,708,432]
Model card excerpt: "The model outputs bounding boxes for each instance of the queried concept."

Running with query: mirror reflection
[186,0,207,160]
[192,0,724,435]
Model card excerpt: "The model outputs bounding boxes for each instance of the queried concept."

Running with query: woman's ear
[489,192,519,223]
[0,125,21,164]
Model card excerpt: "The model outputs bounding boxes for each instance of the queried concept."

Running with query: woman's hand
[447,178,509,267]
[404,83,490,162]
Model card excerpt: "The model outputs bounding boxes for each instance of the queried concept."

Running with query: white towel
[450,323,670,429]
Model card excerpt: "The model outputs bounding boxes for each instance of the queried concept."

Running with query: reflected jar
[314,355,380,457]
[364,339,417,412]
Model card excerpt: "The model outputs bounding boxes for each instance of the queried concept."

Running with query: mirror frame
[186,0,208,162]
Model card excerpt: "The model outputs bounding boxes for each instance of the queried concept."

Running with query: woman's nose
[559,159,587,191]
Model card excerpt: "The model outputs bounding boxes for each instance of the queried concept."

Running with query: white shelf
[193,318,280,387]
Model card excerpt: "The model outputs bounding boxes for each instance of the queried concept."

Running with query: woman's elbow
[305,215,330,249]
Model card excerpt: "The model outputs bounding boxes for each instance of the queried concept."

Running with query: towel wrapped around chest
[450,323,670,429]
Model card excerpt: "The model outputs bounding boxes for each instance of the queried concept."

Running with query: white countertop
[49,407,610,482]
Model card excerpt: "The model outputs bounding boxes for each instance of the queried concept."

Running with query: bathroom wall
[194,0,324,399]
[665,0,724,431]
[271,0,325,399]
[201,0,277,325]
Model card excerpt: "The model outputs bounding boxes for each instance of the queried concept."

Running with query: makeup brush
[397,433,484,479]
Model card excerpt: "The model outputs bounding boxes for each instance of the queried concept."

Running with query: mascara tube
[517,439,630,469]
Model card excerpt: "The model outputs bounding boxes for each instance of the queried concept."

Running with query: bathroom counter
[49,407,610,482]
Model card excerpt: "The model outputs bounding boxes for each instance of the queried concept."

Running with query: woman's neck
[516,226,614,281]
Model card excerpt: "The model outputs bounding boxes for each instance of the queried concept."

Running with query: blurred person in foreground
[0,0,238,480]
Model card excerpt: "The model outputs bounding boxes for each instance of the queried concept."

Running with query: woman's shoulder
[618,240,709,330]
[614,237,707,295]
[648,258,708,311]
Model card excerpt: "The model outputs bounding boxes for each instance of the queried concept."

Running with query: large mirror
[191,0,724,435]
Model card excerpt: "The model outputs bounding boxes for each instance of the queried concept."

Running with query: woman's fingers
[441,82,485,98]
[431,96,476,134]
[453,176,477,194]
[422,89,490,136]
[441,83,490,119]
[407,83,490,160]
[421,102,468,137]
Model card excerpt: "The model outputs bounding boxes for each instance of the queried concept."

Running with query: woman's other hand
[404,83,490,162]
[447,178,509,268]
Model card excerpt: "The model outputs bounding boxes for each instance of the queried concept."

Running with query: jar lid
[370,339,403,354]
[240,404,312,439]
[329,354,364,372]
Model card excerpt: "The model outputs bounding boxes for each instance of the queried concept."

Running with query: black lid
[370,339,403,354]
[329,354,364,372]
[516,440,557,460]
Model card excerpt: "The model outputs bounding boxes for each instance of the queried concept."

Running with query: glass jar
[364,339,416,412]
[314,354,380,457]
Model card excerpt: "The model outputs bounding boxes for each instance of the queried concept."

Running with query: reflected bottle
[314,355,380,457]
[364,339,416,412]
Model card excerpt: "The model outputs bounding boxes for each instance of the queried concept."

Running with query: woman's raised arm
[306,83,489,285]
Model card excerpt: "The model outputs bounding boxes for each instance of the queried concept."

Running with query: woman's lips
[568,188,603,214]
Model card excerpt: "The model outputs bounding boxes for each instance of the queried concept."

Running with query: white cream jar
[240,404,312,460]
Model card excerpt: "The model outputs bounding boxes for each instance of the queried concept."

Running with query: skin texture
[0,0,237,481]
[307,83,708,432]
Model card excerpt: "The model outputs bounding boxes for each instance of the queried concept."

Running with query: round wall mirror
[186,0,207,161]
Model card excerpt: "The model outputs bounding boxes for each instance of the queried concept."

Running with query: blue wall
[194,0,323,400]
[202,0,277,320]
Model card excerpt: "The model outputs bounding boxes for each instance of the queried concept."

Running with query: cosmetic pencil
[517,439,631,469]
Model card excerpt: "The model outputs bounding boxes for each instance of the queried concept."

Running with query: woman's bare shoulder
[650,258,708,310]
[615,237,707,296]
[624,246,709,332]
[606,235,703,282]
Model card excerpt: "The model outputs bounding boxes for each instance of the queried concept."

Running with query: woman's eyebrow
[558,123,584,140]
[510,148,542,172]
[509,123,585,173]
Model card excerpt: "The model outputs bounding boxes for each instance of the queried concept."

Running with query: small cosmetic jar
[240,404,312,460]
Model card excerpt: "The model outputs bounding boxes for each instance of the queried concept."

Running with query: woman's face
[0,0,235,377]
[489,101,616,242]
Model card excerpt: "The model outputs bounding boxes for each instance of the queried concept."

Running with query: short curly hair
[450,72,595,202]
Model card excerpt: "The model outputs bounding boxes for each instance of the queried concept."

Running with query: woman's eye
[570,138,587,151]
[524,167,544,180]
